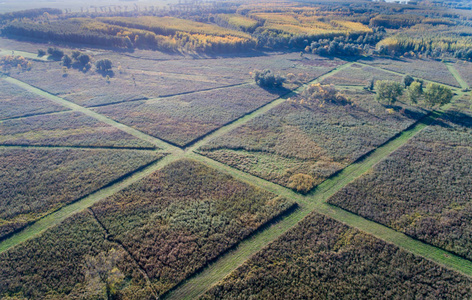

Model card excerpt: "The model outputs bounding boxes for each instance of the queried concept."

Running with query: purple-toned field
[0,79,68,120]
[10,51,345,107]
[0,148,164,240]
[320,63,402,86]
[93,84,287,146]
[359,57,460,87]
[454,60,472,88]
[0,111,156,148]
[329,109,472,260]
[199,88,428,192]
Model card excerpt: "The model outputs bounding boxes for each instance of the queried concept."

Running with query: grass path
[186,62,354,152]
[0,48,49,61]
[0,152,183,253]
[166,108,472,299]
[445,62,469,90]
[2,76,181,153]
[0,62,352,252]
[2,59,472,300]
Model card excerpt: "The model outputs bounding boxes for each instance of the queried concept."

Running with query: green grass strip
[166,110,472,300]
[445,62,469,90]
[0,49,49,62]
[2,76,180,153]
[186,62,354,152]
[0,153,183,253]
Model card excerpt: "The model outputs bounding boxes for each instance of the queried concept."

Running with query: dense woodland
[202,214,472,299]
[1,0,472,57]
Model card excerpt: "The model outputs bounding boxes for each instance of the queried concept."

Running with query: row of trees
[374,77,453,108]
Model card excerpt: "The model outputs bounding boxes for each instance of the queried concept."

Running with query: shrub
[299,83,350,105]
[288,173,315,193]
[254,69,285,88]
[96,59,113,73]
[62,55,72,67]
[47,47,64,60]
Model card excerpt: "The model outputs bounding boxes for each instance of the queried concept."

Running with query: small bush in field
[288,173,316,193]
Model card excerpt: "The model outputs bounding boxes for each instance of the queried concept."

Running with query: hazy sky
[0,0,178,14]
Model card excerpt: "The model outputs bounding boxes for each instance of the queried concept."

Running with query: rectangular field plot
[201,214,472,299]
[0,79,68,121]
[329,110,472,260]
[10,60,230,107]
[142,52,346,86]
[11,52,344,107]
[0,148,164,240]
[320,63,402,86]
[199,88,428,192]
[93,84,286,147]
[91,159,295,296]
[359,57,460,87]
[0,211,154,300]
[0,111,156,149]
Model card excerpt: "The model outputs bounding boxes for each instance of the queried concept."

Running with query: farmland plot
[329,110,472,260]
[0,148,164,240]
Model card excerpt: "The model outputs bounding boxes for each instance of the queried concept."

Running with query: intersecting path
[1,59,471,300]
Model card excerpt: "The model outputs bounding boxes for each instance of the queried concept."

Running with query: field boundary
[356,61,462,90]
[445,62,469,90]
[2,56,471,300]
[165,107,472,299]
[0,144,158,151]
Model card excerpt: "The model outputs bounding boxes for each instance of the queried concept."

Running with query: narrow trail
[88,208,160,299]
[355,61,463,90]
[0,110,71,122]
[2,59,471,300]
[2,77,181,153]
[445,62,469,90]
[0,144,158,151]
[0,153,183,253]
[166,109,472,300]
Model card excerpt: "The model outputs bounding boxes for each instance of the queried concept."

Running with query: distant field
[0,211,154,299]
[0,79,68,120]
[91,159,295,296]
[359,57,461,87]
[8,52,341,107]
[329,109,472,260]
[202,214,472,299]
[10,59,230,107]
[0,148,163,240]
[93,84,286,147]
[0,111,156,148]
[199,88,428,192]
[320,63,402,86]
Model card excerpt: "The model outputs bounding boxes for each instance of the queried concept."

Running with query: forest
[1,0,471,58]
